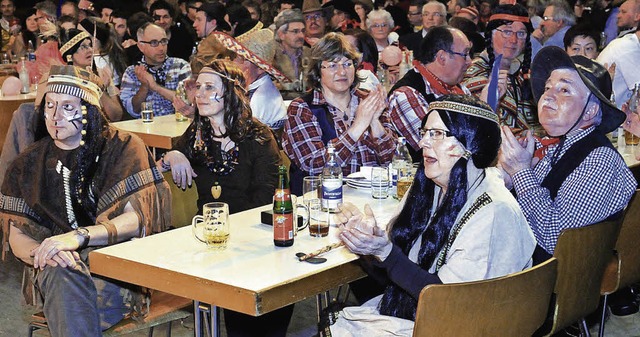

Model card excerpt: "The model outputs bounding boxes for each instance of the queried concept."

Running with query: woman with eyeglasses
[59,28,125,122]
[282,32,396,195]
[328,94,535,336]
[462,4,540,136]
[366,9,398,53]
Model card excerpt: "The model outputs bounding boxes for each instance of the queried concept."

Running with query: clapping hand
[336,203,392,261]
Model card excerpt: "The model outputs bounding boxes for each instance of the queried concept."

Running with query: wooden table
[0,92,36,155]
[89,186,399,336]
[111,114,190,150]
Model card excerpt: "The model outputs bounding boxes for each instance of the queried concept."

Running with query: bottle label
[273,213,294,241]
[322,179,342,210]
[274,189,291,202]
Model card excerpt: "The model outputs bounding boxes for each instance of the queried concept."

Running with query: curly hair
[378,94,501,320]
[185,59,271,162]
[307,32,362,91]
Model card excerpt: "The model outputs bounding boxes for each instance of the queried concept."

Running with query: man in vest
[499,46,636,264]
[388,26,472,162]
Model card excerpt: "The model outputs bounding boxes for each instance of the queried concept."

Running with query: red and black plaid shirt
[282,89,396,176]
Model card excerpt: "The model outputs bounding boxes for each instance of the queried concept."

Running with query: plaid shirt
[512,127,636,254]
[120,57,192,118]
[388,69,470,151]
[282,89,396,176]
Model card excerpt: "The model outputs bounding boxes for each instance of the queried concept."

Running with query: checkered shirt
[512,127,636,254]
[388,69,471,151]
[282,89,396,176]
[120,57,192,118]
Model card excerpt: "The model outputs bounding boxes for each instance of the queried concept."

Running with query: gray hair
[548,0,576,26]
[34,0,57,21]
[366,9,394,30]
[423,1,446,16]
[274,8,305,42]
[136,22,166,41]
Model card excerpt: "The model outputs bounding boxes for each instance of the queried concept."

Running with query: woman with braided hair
[329,94,535,336]
[462,4,539,136]
[0,65,171,336]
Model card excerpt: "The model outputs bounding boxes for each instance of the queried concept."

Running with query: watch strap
[76,227,90,249]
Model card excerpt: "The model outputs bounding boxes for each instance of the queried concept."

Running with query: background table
[0,92,36,155]
[111,114,190,150]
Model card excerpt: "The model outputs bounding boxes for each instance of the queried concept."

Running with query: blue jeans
[36,260,129,337]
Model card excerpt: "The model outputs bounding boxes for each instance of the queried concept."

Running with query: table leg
[193,300,220,337]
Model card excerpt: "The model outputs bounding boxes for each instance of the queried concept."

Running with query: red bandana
[533,136,561,161]
[413,60,465,96]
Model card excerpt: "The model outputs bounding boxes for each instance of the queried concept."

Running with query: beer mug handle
[192,215,206,243]
[296,204,309,230]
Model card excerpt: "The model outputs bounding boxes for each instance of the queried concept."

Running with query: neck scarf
[413,60,465,95]
[140,56,168,87]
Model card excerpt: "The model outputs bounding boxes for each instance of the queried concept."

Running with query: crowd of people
[0,0,639,336]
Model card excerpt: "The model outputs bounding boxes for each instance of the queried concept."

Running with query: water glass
[371,166,389,199]
[308,199,329,237]
[141,102,154,123]
[302,176,321,205]
[192,202,230,250]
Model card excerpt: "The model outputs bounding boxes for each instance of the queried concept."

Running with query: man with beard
[302,0,330,47]
[273,9,310,87]
[120,23,192,118]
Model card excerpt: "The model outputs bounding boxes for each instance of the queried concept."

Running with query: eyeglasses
[138,38,170,47]
[495,28,528,40]
[320,61,354,71]
[422,12,444,18]
[446,49,470,59]
[76,42,92,52]
[542,16,555,21]
[408,11,421,16]
[286,28,306,34]
[305,13,323,21]
[419,128,453,140]
[370,23,390,29]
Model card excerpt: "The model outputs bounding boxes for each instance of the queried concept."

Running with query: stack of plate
[345,172,371,189]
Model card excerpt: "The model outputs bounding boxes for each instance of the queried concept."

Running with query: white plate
[346,172,371,189]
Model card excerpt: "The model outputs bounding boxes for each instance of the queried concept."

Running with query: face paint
[209,92,222,102]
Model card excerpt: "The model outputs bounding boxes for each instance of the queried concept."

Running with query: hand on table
[498,126,536,177]
[31,232,83,270]
[164,151,197,189]
[336,203,392,261]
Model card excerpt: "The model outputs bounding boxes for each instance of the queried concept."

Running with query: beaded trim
[46,74,102,107]
[428,101,499,124]
[60,31,91,56]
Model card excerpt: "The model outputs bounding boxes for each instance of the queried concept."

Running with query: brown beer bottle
[273,165,294,247]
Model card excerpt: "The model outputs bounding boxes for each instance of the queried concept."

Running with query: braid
[71,102,108,226]
[520,40,533,101]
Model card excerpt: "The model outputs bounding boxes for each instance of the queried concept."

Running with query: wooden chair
[412,258,558,337]
[28,291,193,337]
[163,171,199,228]
[599,190,640,336]
[541,219,622,337]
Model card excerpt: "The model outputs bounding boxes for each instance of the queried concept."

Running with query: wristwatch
[75,227,90,249]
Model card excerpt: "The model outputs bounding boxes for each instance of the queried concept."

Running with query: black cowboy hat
[531,46,625,134]
[323,0,360,23]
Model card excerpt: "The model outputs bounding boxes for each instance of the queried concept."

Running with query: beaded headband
[60,31,91,56]
[428,101,499,124]
[488,14,530,23]
[46,65,103,107]
[199,66,247,93]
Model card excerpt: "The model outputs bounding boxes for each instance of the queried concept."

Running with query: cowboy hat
[531,46,624,133]
[212,23,290,83]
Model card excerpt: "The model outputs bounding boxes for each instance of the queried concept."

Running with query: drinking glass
[308,199,329,237]
[141,102,154,123]
[371,166,389,199]
[192,202,230,250]
[396,166,415,200]
[302,176,321,205]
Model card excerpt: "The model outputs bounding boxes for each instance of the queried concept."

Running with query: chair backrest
[162,171,199,228]
[548,219,621,335]
[616,189,640,289]
[412,258,558,337]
